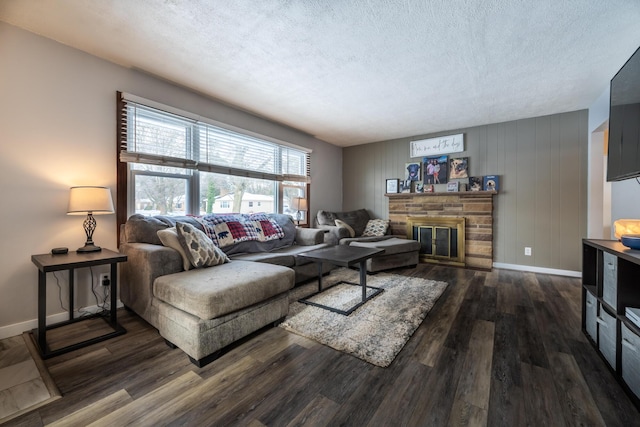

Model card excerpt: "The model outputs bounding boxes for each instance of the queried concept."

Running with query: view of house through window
[199,172,276,215]
[118,93,310,224]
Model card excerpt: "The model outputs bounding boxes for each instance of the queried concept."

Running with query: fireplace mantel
[386,190,496,198]
[385,191,496,270]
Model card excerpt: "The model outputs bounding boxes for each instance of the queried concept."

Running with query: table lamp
[291,197,308,227]
[67,186,114,253]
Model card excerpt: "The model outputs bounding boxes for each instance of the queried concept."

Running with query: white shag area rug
[280,268,448,367]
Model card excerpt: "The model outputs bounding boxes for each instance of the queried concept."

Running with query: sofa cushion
[157,227,192,271]
[176,222,230,268]
[350,237,421,255]
[340,235,394,245]
[335,219,355,237]
[153,260,294,320]
[125,214,206,245]
[362,219,390,237]
[317,209,370,236]
[125,215,169,245]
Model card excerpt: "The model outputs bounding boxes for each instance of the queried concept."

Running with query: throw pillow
[362,219,390,237]
[157,227,192,271]
[335,219,356,238]
[176,222,230,268]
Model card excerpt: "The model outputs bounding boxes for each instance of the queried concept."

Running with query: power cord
[53,271,67,312]
[77,267,110,318]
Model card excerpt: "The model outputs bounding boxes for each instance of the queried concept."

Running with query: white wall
[588,85,640,238]
[588,87,610,239]
[0,22,342,337]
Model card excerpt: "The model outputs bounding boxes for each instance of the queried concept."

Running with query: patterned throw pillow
[175,222,230,268]
[361,219,390,237]
[157,227,193,271]
[335,219,356,238]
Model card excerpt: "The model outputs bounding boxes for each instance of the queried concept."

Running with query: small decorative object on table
[291,197,308,227]
[67,186,115,253]
[386,179,400,194]
[621,235,640,250]
[614,219,640,239]
[448,157,469,180]
[405,162,422,182]
[483,175,499,192]
[469,176,483,191]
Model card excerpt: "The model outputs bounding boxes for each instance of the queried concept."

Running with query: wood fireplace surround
[386,191,495,270]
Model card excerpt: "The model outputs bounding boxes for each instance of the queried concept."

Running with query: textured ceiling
[1,0,640,146]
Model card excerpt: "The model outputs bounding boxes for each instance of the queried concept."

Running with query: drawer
[585,291,598,342]
[622,323,640,399]
[602,252,618,309]
[597,305,617,370]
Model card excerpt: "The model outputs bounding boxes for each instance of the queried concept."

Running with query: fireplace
[407,216,466,267]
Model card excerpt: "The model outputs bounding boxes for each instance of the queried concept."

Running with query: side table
[31,248,127,358]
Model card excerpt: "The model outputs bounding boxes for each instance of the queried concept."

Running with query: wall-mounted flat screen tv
[608,46,640,182]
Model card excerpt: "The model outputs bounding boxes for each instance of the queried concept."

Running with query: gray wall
[343,110,589,272]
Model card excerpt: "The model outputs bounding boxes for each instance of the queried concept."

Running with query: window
[117,92,310,229]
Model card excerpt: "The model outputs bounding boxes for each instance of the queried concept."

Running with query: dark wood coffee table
[297,245,385,315]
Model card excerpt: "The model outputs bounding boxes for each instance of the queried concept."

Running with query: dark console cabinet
[582,239,640,409]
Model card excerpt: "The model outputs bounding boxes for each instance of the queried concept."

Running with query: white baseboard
[0,300,124,341]
[493,262,581,278]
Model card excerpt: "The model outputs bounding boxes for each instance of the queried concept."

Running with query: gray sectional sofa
[119,213,331,366]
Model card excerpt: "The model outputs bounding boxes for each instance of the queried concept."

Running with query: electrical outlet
[524,247,532,256]
[100,273,110,286]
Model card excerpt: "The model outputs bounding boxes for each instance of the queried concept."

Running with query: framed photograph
[483,175,499,192]
[423,155,448,185]
[386,178,400,194]
[400,179,412,193]
[405,162,421,181]
[469,176,483,191]
[447,181,459,192]
[449,157,469,180]
[415,182,424,193]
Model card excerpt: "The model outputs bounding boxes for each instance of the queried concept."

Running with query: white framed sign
[410,133,464,158]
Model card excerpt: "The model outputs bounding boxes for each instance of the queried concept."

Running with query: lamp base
[77,243,102,253]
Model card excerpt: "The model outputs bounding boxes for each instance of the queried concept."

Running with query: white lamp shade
[67,186,114,215]
[292,197,308,211]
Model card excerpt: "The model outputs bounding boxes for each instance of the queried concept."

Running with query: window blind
[119,93,311,183]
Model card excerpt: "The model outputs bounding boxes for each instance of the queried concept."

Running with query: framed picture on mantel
[386,179,400,194]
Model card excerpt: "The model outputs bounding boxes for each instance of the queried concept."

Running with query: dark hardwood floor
[6,264,640,426]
